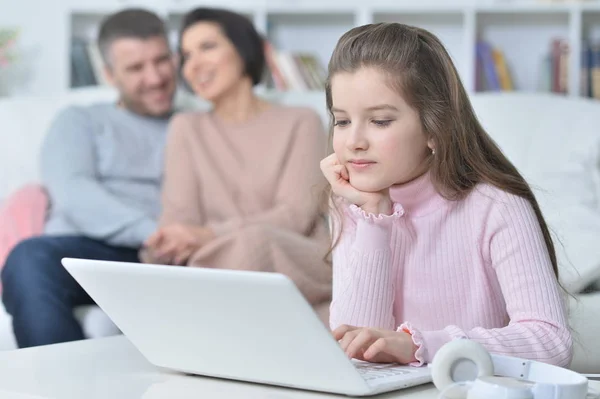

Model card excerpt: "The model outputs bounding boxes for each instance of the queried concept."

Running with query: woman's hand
[320,154,392,215]
[333,324,418,364]
[144,224,215,265]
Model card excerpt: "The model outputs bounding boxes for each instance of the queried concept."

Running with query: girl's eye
[372,120,393,127]
[334,120,350,127]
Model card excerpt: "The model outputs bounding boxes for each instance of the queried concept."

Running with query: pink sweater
[329,172,572,367]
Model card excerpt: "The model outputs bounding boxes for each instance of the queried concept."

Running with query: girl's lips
[348,161,376,170]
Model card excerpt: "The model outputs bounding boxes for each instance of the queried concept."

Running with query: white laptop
[61,258,432,396]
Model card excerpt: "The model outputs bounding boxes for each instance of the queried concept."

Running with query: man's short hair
[97,8,168,67]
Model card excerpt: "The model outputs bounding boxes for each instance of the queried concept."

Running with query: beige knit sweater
[149,104,333,322]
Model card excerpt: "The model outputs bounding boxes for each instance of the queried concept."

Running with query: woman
[143,7,332,322]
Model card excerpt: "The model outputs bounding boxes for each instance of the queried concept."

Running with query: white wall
[0,0,68,95]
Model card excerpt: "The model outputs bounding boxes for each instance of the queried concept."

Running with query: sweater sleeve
[40,107,156,248]
[329,202,405,331]
[206,109,327,236]
[157,114,204,227]
[400,193,573,367]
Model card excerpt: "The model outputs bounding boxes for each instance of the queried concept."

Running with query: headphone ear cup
[431,339,495,392]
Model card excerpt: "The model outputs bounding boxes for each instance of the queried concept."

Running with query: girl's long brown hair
[324,22,559,280]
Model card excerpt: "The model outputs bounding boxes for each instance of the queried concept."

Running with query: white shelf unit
[48,1,600,99]
[265,11,356,70]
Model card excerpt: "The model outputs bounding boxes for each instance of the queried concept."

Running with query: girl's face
[181,22,246,103]
[331,67,433,193]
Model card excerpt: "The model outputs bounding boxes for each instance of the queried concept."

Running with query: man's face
[105,36,177,117]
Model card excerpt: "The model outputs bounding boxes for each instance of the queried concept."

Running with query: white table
[0,336,597,399]
[0,336,438,399]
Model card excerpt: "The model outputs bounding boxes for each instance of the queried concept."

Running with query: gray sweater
[41,103,171,248]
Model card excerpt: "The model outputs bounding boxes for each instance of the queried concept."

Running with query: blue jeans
[1,236,139,348]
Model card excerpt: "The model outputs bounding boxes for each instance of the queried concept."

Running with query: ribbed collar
[389,171,447,217]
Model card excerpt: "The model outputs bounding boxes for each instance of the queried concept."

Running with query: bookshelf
[266,12,355,69]
[476,11,570,92]
[21,0,600,99]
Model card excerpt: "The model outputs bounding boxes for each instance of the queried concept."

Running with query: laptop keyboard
[353,361,415,381]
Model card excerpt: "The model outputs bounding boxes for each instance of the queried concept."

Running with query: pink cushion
[0,184,48,291]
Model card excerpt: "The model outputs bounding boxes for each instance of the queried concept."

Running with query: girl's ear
[427,138,435,152]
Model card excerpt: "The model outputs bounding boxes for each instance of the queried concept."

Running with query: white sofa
[0,88,599,373]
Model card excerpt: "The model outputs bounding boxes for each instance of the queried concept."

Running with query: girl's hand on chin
[320,153,392,215]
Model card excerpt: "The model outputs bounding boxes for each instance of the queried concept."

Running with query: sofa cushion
[470,93,600,294]
[0,184,48,288]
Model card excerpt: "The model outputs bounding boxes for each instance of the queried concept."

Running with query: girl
[320,23,572,367]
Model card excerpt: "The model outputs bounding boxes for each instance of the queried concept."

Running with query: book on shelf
[580,41,600,99]
[537,38,569,94]
[476,38,573,95]
[263,40,327,92]
[475,41,513,92]
[551,38,569,95]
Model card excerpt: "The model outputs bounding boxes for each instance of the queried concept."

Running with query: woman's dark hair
[179,7,265,86]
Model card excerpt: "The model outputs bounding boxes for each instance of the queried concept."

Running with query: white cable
[436,381,473,399]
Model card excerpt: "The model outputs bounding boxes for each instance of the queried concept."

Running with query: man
[1,8,178,348]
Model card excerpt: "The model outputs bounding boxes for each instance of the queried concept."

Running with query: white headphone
[430,339,596,399]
